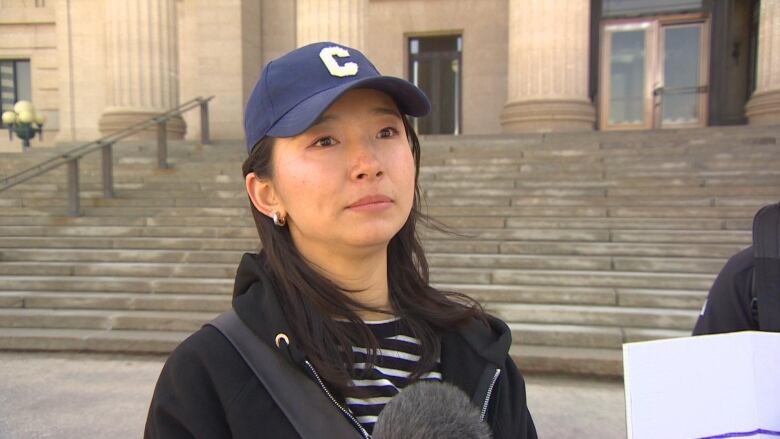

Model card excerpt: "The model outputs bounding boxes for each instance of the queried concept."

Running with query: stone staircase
[0,126,778,376]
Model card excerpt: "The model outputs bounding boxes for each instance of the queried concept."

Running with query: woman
[145,42,537,439]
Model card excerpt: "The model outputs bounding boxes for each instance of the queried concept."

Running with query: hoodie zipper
[480,368,501,423]
[304,360,371,439]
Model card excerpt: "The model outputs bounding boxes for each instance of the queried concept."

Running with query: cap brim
[266,76,431,138]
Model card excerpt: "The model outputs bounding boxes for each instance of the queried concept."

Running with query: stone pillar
[746,0,780,125]
[296,0,366,49]
[500,0,595,132]
[98,0,185,139]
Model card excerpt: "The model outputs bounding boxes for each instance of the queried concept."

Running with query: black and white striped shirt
[342,318,441,435]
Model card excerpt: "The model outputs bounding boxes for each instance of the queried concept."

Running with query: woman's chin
[340,225,402,250]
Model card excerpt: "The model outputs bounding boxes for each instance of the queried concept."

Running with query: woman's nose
[350,139,384,180]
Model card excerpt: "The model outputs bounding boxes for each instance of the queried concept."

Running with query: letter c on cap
[319,46,359,77]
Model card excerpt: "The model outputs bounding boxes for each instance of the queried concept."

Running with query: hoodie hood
[230,251,512,373]
[231,252,307,364]
[455,315,513,367]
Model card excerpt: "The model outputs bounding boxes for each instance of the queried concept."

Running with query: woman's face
[269,88,415,257]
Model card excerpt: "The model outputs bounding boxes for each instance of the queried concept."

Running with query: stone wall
[1,0,778,154]
[366,0,509,135]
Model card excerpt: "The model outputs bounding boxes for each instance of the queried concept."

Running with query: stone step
[610,229,750,244]
[424,205,756,218]
[5,173,774,200]
[422,228,751,244]
[510,344,623,376]
[0,261,237,278]
[508,322,690,349]
[0,215,255,227]
[6,225,749,244]
[502,217,742,230]
[438,283,618,306]
[0,248,244,264]
[616,289,706,310]
[0,236,745,260]
[704,176,780,187]
[0,254,720,278]
[0,327,186,353]
[510,323,624,349]
[489,303,698,330]
[0,206,253,217]
[438,268,715,289]
[16,197,248,209]
[423,228,611,241]
[0,308,217,332]
[0,181,245,195]
[422,195,774,208]
[0,236,257,251]
[439,283,705,309]
[0,291,230,313]
[0,313,663,375]
[606,185,779,198]
[0,263,717,290]
[494,241,747,258]
[0,275,233,294]
[0,225,258,239]
[1,189,246,200]
[428,254,726,274]
[0,213,749,231]
[425,184,778,198]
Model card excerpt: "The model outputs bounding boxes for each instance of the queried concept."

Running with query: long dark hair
[241,114,487,392]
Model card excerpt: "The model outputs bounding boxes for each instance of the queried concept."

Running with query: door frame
[407,34,463,135]
[599,13,710,131]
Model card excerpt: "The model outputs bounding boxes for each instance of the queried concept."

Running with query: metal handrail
[0,96,214,216]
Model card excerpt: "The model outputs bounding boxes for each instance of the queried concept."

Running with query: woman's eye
[314,136,336,147]
[378,127,398,138]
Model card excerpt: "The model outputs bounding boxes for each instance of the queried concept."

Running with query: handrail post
[101,142,114,198]
[157,119,168,169]
[200,99,211,145]
[67,158,80,216]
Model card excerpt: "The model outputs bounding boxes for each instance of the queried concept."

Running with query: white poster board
[623,331,780,439]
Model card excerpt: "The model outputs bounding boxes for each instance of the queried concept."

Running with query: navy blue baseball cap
[243,42,431,154]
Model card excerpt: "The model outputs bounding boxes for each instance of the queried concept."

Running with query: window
[408,35,462,135]
[0,59,32,128]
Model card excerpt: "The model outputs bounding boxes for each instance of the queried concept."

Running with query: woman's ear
[245,173,284,219]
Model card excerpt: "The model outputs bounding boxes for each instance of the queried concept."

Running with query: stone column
[500,0,595,132]
[296,0,366,49]
[746,0,780,125]
[98,0,185,139]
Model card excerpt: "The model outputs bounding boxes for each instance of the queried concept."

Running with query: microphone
[372,381,493,439]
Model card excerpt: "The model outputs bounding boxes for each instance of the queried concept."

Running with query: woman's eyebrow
[371,107,402,117]
[310,114,337,128]
[310,106,400,128]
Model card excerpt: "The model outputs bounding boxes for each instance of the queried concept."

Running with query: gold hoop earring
[273,211,286,227]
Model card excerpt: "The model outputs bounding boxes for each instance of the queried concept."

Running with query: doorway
[408,35,462,135]
[599,15,710,130]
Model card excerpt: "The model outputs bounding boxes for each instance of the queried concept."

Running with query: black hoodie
[145,253,538,439]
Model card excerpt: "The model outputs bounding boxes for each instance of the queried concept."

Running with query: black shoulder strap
[753,202,780,331]
[206,310,362,439]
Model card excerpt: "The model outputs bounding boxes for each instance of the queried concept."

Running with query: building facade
[1,0,779,153]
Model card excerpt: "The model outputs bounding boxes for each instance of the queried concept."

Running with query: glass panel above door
[603,0,702,17]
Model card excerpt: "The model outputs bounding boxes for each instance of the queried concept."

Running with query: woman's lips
[347,195,394,211]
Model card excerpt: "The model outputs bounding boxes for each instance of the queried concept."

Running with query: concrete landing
[0,352,626,438]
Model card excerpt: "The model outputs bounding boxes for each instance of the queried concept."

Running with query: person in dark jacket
[145,41,538,439]
[693,247,758,335]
